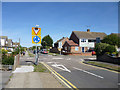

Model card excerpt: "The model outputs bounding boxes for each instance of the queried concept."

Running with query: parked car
[41,49,48,54]
[92,51,96,55]
[87,48,96,55]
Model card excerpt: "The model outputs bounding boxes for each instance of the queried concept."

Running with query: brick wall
[63,52,92,56]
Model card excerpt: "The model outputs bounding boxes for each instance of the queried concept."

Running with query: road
[38,54,119,89]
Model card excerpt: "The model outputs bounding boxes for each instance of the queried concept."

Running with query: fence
[13,54,20,70]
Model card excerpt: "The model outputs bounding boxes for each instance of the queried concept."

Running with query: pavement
[38,53,119,88]
[5,51,64,88]
[0,65,12,90]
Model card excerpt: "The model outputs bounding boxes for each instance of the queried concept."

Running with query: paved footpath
[5,51,64,88]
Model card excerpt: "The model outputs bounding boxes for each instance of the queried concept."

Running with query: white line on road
[52,58,63,60]
[73,67,104,79]
[66,58,71,60]
[52,64,71,73]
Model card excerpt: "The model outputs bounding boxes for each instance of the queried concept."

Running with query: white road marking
[52,58,63,60]
[66,58,71,60]
[47,62,59,64]
[73,67,104,79]
[52,64,71,73]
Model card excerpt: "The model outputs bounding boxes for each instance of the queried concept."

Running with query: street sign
[32,27,41,36]
[32,36,41,44]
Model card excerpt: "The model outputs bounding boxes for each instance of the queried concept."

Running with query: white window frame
[75,46,79,51]
[81,39,86,42]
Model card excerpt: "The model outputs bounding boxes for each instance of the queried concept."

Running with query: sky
[2,2,118,47]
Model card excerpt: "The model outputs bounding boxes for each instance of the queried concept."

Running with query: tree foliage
[95,43,116,56]
[102,34,120,47]
[41,35,53,48]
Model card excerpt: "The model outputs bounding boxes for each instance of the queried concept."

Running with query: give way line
[73,67,104,79]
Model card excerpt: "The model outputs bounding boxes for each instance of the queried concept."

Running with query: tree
[102,34,120,47]
[95,43,109,56]
[41,35,53,48]
[95,43,116,56]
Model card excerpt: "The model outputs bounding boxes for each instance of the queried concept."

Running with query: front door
[82,47,84,53]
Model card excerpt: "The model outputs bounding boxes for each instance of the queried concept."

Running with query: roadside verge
[82,61,119,73]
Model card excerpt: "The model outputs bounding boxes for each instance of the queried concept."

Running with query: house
[54,37,69,51]
[8,39,13,51]
[0,36,8,50]
[13,42,20,48]
[62,29,107,54]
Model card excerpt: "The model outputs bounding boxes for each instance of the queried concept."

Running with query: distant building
[0,36,14,51]
[0,36,8,50]
[62,29,107,54]
[13,42,20,48]
[54,37,69,51]
[8,39,13,51]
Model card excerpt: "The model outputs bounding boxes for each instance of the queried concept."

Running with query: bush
[95,43,116,56]
[2,49,8,55]
[95,43,109,56]
[105,45,116,54]
[2,55,14,65]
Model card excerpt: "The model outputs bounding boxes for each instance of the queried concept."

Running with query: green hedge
[2,55,14,65]
[95,43,116,56]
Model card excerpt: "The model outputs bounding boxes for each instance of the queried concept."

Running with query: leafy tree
[95,43,109,56]
[105,45,116,54]
[2,49,8,55]
[95,43,117,56]
[41,35,53,48]
[32,46,36,50]
[102,34,120,47]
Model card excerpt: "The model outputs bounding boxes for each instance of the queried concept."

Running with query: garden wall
[97,54,120,65]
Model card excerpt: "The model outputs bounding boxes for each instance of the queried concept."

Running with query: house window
[75,47,79,51]
[81,39,86,42]
[65,47,67,50]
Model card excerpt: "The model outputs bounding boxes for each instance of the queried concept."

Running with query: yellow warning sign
[32,27,41,36]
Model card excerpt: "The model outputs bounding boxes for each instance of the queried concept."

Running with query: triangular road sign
[32,27,41,36]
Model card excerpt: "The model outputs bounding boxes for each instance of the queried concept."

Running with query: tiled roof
[0,36,8,39]
[66,40,78,46]
[55,37,68,44]
[73,31,107,39]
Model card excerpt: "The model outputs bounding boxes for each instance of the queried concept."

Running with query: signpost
[32,25,41,65]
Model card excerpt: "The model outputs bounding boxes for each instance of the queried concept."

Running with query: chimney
[87,29,90,32]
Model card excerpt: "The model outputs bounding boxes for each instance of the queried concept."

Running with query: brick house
[54,37,69,51]
[62,29,107,54]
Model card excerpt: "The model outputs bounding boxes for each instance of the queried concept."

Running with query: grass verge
[83,61,120,72]
[33,63,50,73]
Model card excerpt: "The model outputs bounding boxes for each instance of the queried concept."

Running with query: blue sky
[2,2,118,47]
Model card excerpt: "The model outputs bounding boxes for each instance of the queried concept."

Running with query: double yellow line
[41,62,78,90]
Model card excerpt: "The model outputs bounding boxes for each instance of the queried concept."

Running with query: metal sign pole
[35,43,38,65]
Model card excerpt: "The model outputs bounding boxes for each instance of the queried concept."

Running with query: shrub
[95,43,109,56]
[2,55,14,65]
[95,43,116,56]
[105,45,116,54]
[2,49,8,55]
